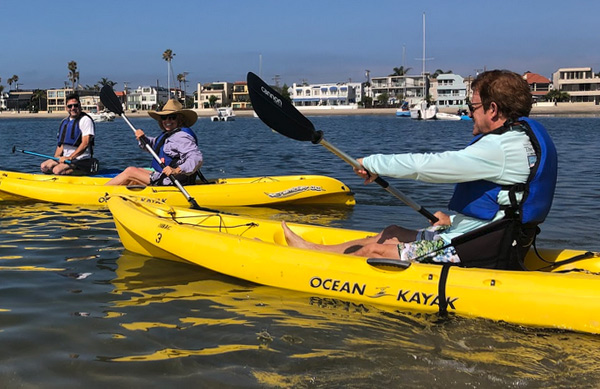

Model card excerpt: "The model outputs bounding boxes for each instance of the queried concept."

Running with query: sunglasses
[67,103,80,109]
[160,114,178,120]
[467,101,483,114]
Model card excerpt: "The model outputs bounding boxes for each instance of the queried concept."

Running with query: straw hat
[148,99,198,129]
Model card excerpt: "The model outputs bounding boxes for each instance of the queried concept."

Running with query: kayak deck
[0,170,355,207]
[107,196,600,335]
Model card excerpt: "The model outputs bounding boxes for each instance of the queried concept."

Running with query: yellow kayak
[107,195,600,335]
[0,170,355,207]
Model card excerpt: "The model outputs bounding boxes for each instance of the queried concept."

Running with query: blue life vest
[57,113,95,151]
[150,127,198,173]
[447,117,557,225]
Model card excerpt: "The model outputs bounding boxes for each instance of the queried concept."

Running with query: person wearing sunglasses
[41,93,98,175]
[105,99,203,186]
[283,70,557,270]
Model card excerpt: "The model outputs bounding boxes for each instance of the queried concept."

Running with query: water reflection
[105,252,600,387]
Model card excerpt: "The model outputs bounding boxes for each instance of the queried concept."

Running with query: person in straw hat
[105,99,203,186]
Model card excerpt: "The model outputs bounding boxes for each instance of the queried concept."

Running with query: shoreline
[1,103,599,119]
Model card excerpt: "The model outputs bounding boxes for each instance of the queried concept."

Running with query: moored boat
[107,195,600,335]
[435,112,462,121]
[211,107,235,122]
[0,170,355,207]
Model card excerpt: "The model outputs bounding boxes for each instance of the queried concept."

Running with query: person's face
[468,91,490,135]
[66,98,80,118]
[160,113,180,130]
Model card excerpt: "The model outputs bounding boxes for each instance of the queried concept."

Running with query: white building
[0,91,8,110]
[289,82,361,108]
[432,73,468,109]
[370,75,427,106]
[552,67,600,104]
[127,86,169,111]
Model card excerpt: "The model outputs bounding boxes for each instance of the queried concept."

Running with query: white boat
[435,112,462,121]
[211,107,235,122]
[410,100,438,120]
[88,111,115,122]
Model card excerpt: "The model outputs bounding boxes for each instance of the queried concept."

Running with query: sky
[1,0,599,91]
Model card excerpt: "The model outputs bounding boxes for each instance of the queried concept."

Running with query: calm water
[1,115,600,387]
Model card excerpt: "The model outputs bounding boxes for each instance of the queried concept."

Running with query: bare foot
[281,221,314,249]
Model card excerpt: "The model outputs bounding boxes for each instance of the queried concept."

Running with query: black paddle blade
[100,85,124,115]
[247,72,322,143]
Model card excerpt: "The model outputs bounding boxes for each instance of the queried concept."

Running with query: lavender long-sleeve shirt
[141,128,203,185]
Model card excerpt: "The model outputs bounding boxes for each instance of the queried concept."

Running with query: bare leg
[282,221,379,254]
[281,221,415,259]
[52,163,73,175]
[105,167,152,186]
[40,159,58,174]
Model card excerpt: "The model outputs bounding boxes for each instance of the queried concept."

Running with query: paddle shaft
[318,139,438,222]
[12,147,71,164]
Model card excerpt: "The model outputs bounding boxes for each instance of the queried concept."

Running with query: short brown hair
[471,70,532,120]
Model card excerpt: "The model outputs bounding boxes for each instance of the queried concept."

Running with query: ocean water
[1,115,600,387]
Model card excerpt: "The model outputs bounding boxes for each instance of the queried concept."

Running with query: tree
[274,83,291,102]
[208,95,218,107]
[177,73,185,90]
[376,92,389,107]
[431,69,452,78]
[31,89,46,112]
[68,61,79,90]
[390,66,412,76]
[545,89,570,102]
[162,49,175,98]
[97,78,117,88]
[7,75,19,90]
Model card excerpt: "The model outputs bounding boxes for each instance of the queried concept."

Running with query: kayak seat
[451,218,536,270]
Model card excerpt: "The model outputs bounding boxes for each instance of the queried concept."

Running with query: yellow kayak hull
[0,170,355,207]
[107,196,600,335]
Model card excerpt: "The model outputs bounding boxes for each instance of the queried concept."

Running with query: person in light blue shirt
[283,70,557,267]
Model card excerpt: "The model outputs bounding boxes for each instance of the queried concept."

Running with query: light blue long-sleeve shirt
[362,127,534,242]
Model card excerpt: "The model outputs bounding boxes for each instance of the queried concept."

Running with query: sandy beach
[1,102,599,119]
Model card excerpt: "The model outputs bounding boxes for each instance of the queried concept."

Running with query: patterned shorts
[398,225,460,264]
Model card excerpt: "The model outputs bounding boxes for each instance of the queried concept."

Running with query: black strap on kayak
[366,258,411,270]
[537,251,595,272]
[437,264,452,317]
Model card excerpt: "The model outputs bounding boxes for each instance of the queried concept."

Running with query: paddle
[12,146,71,164]
[99,85,204,211]
[246,72,438,223]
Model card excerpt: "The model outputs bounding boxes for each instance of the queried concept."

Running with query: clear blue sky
[1,0,598,91]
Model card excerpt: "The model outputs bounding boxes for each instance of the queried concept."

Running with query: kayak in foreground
[0,170,355,207]
[107,195,600,335]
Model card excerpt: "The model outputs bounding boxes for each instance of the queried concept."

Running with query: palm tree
[546,89,570,102]
[68,61,79,90]
[390,66,412,76]
[431,69,453,79]
[97,77,117,88]
[162,49,175,98]
[32,89,46,112]
[7,75,18,90]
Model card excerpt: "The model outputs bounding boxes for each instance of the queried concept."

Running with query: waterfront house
[370,74,426,106]
[195,82,233,109]
[431,73,468,109]
[523,72,551,102]
[289,82,361,108]
[231,81,251,110]
[552,67,600,104]
[126,86,169,111]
